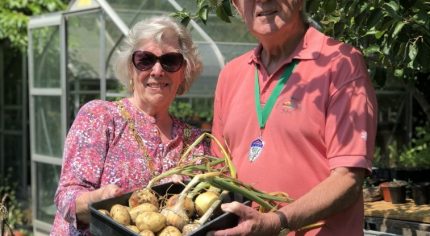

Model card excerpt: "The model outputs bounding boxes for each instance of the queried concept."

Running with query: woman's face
[232,0,303,38]
[130,34,185,112]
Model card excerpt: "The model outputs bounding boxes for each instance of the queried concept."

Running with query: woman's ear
[231,0,243,18]
[176,81,186,95]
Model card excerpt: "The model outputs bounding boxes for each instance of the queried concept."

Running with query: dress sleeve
[325,51,378,172]
[54,100,114,229]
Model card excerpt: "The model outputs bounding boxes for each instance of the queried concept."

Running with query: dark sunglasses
[132,51,184,73]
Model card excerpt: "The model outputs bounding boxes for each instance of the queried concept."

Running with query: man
[211,0,378,235]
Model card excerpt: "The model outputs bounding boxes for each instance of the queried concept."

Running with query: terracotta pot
[380,180,408,204]
[379,182,392,202]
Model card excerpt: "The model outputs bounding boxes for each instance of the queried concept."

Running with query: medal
[248,137,264,162]
[251,60,299,163]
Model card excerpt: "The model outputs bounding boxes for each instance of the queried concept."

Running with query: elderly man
[211,0,378,235]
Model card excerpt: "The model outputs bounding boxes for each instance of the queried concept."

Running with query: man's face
[232,0,303,38]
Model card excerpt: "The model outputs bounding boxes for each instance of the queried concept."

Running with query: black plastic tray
[89,182,250,236]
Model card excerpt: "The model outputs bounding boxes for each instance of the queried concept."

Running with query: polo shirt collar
[248,26,324,65]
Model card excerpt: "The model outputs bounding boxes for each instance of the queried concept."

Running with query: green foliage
[182,0,429,82]
[306,0,430,81]
[169,101,194,121]
[0,0,66,50]
[398,123,430,168]
[376,123,430,168]
[0,168,25,230]
[169,98,214,125]
[171,0,233,26]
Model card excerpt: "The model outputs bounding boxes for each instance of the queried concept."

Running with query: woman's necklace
[116,100,156,177]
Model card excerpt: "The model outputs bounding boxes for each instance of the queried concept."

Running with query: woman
[51,16,206,235]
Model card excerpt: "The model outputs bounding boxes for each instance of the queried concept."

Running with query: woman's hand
[76,184,123,223]
[210,201,281,236]
[93,184,123,202]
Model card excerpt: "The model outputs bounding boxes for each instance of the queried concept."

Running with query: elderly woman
[51,16,205,235]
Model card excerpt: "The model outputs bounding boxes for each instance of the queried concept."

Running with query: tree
[0,0,66,51]
[182,0,430,123]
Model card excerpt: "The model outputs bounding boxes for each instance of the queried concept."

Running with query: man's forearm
[279,167,365,230]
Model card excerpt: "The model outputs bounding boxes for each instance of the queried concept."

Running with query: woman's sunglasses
[132,51,184,73]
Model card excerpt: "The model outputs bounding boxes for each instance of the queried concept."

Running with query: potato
[98,209,111,217]
[129,188,159,208]
[158,225,182,236]
[138,229,155,236]
[129,203,158,223]
[135,211,166,233]
[110,204,131,225]
[126,225,140,233]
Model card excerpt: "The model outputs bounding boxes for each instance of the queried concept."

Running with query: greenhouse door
[28,12,66,235]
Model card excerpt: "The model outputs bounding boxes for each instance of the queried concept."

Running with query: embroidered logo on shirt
[361,131,368,141]
[282,97,300,112]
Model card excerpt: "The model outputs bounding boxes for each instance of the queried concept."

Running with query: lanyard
[254,59,298,129]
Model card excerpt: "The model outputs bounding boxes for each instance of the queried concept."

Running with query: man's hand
[210,201,280,236]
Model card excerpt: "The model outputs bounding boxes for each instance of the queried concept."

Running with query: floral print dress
[51,98,207,236]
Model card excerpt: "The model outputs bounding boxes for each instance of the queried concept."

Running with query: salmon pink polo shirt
[212,27,378,236]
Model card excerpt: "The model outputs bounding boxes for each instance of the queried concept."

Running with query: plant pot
[379,182,392,202]
[380,180,408,204]
[411,182,430,205]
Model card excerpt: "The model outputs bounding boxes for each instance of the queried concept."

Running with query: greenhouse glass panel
[3,56,24,106]
[31,26,61,88]
[34,96,63,157]
[109,0,177,27]
[3,108,23,130]
[67,12,101,82]
[67,11,103,116]
[4,134,24,180]
[36,162,61,223]
[104,16,127,97]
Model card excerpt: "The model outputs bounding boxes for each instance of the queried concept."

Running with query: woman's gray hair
[115,15,203,95]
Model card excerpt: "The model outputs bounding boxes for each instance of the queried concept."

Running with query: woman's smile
[145,81,170,89]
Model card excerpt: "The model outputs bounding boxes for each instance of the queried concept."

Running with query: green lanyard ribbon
[254,59,299,129]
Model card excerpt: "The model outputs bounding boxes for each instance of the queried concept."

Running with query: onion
[160,206,189,230]
[194,191,219,216]
[166,194,195,217]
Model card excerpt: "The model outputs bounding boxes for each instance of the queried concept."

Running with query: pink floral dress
[51,98,207,236]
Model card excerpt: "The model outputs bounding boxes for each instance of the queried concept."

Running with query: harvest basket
[89,182,250,236]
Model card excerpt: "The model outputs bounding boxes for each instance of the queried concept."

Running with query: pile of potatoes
[97,187,212,236]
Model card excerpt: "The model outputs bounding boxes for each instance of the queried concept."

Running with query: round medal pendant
[248,138,264,162]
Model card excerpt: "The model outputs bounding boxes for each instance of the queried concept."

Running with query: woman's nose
[150,62,165,77]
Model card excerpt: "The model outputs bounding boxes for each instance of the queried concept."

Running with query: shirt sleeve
[325,50,378,172]
[210,67,228,158]
[54,100,114,229]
